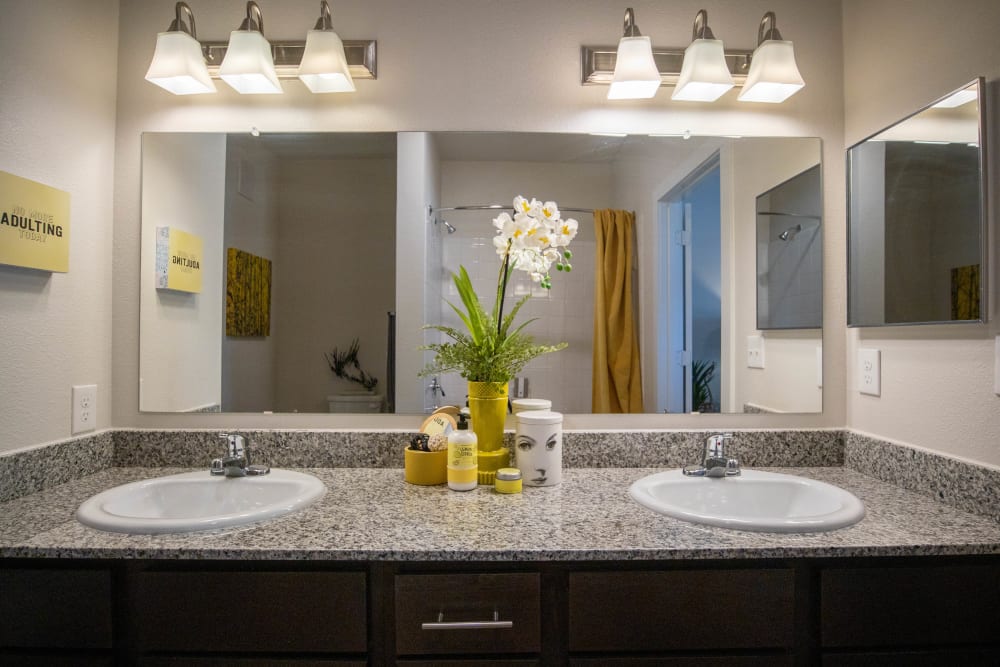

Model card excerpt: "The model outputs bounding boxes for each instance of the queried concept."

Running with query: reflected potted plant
[325,338,382,412]
[692,359,716,413]
[421,196,577,470]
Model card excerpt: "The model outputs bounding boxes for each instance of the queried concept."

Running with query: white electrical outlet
[858,348,881,396]
[816,347,823,388]
[747,335,765,369]
[72,384,97,434]
[994,336,1000,396]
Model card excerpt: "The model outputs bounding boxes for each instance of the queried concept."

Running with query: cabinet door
[395,573,541,656]
[140,660,365,667]
[570,658,793,666]
[0,568,113,650]
[133,571,367,653]
[822,649,1000,666]
[821,564,1000,648]
[568,569,795,652]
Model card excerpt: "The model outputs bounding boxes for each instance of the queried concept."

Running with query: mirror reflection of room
[848,79,985,327]
[139,132,822,416]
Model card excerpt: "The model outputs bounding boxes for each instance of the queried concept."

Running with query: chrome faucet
[211,433,270,477]
[682,433,740,477]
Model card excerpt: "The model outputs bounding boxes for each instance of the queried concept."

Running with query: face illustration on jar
[516,431,559,484]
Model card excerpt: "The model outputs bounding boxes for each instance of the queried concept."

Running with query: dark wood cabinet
[2,556,998,665]
[132,570,367,654]
[820,564,1000,648]
[0,567,113,650]
[568,569,795,652]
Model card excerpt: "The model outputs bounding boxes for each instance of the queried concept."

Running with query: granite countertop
[1,466,999,561]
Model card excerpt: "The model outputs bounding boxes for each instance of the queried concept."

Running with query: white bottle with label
[447,411,478,491]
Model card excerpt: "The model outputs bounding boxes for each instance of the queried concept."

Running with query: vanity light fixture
[737,12,804,103]
[607,8,661,100]
[145,1,377,96]
[672,10,733,102]
[144,2,216,95]
[297,1,355,93]
[218,1,282,94]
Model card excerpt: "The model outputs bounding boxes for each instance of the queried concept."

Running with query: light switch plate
[816,347,823,388]
[72,384,97,434]
[747,335,765,369]
[858,348,881,397]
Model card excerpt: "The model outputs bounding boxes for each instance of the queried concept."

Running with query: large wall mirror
[140,132,823,416]
[848,78,988,327]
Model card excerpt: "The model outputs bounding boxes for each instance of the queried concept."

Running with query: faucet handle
[705,432,732,458]
[218,433,246,459]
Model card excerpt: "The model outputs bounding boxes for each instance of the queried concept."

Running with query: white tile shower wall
[439,233,595,414]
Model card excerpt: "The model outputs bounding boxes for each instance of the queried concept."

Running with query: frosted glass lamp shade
[145,31,216,95]
[672,39,734,102]
[608,36,661,100]
[219,30,282,94]
[738,40,804,103]
[298,30,355,93]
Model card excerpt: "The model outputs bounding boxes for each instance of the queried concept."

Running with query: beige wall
[0,0,119,453]
[842,0,1000,465]
[273,157,396,413]
[222,136,278,412]
[110,0,846,431]
[728,139,823,414]
[140,134,226,412]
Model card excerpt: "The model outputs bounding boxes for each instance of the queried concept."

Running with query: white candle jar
[514,410,563,487]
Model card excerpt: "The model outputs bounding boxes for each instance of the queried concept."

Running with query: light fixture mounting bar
[203,39,377,79]
[582,45,750,87]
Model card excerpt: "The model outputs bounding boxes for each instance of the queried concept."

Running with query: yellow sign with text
[155,226,203,293]
[0,170,71,272]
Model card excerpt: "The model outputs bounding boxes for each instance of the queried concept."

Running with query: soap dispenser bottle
[447,410,478,491]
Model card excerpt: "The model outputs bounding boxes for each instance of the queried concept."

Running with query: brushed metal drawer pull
[421,609,513,631]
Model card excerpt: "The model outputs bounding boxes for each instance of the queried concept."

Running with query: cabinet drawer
[0,568,113,649]
[395,573,540,655]
[133,571,366,653]
[820,565,1000,648]
[568,569,795,652]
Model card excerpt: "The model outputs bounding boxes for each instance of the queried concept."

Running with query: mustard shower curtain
[592,209,643,413]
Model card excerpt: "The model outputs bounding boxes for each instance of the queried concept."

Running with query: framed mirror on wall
[139,132,823,416]
[847,78,988,327]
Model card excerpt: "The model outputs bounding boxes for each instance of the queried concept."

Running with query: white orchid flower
[514,195,543,218]
[540,201,560,221]
[492,211,513,232]
[552,217,579,247]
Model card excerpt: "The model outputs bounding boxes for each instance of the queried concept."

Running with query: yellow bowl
[404,448,448,485]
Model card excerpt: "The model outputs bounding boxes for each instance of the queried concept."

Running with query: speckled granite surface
[0,431,114,503]
[111,428,843,470]
[846,431,1000,524]
[1,466,998,561]
[2,429,844,501]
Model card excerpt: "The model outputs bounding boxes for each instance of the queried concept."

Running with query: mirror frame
[846,77,989,327]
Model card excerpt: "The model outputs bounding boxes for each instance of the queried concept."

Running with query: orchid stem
[496,245,511,337]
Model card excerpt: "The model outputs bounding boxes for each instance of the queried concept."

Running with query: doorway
[657,156,722,413]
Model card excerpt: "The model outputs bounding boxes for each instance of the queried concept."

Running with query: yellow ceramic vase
[467,381,508,453]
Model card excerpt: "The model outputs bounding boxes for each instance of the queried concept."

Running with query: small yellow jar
[494,468,523,494]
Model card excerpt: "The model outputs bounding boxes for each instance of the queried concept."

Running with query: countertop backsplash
[1,427,997,523]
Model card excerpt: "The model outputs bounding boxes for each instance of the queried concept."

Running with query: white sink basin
[629,469,865,533]
[76,469,326,535]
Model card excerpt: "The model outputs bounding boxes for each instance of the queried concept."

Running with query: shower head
[778,223,802,241]
[434,218,457,234]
